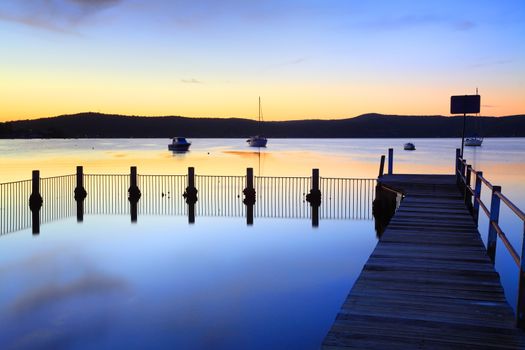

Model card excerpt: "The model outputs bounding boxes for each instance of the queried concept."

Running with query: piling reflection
[0,172,376,235]
[372,184,402,238]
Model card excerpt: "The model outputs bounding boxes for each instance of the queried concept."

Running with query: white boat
[404,142,416,151]
[168,137,191,152]
[465,136,483,147]
[247,97,268,147]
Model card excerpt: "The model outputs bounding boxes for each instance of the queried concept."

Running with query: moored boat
[168,137,191,152]
[404,142,416,151]
[465,136,483,147]
[247,97,268,147]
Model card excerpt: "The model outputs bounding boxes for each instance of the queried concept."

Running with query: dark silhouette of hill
[0,112,524,138]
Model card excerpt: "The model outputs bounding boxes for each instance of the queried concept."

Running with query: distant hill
[0,112,524,138]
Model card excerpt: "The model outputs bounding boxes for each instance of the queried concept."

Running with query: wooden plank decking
[323,174,525,349]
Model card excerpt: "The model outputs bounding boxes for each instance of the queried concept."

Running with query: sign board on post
[450,95,481,114]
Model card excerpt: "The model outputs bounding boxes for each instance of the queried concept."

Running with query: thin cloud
[262,57,307,71]
[362,15,476,32]
[0,0,124,33]
[181,78,204,84]
[469,59,512,68]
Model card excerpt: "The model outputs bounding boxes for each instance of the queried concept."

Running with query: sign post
[450,95,481,157]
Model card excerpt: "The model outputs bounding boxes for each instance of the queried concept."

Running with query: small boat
[168,137,191,152]
[465,136,483,147]
[404,142,416,151]
[247,97,268,147]
[247,135,267,148]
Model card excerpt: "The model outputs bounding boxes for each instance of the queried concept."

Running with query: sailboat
[247,97,268,147]
[465,88,483,147]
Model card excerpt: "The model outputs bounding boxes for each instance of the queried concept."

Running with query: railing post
[74,166,87,222]
[455,148,461,185]
[128,166,141,222]
[473,171,482,225]
[464,165,472,211]
[244,168,255,225]
[487,185,501,263]
[517,221,525,328]
[378,155,385,178]
[387,148,393,175]
[29,170,43,235]
[183,167,197,224]
[188,167,195,189]
[305,169,321,227]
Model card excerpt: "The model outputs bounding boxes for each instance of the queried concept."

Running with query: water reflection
[0,216,377,350]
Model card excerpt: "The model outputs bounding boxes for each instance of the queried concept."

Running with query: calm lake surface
[1,138,524,349]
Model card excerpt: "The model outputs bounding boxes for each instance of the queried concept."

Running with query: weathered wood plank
[322,174,525,349]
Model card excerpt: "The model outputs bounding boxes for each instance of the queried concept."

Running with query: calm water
[1,138,524,349]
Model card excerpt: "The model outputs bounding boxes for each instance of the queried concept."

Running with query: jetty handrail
[455,149,525,328]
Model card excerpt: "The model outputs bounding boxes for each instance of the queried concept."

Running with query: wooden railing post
[306,168,321,227]
[185,167,197,224]
[74,166,87,222]
[128,166,141,222]
[464,165,472,210]
[473,171,483,225]
[378,155,385,178]
[188,167,195,189]
[517,221,525,328]
[29,170,42,235]
[245,168,255,225]
[387,148,393,175]
[455,148,461,185]
[487,185,501,263]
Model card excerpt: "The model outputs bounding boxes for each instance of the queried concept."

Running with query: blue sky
[0,0,523,120]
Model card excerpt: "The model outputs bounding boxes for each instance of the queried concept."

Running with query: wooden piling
[518,221,525,328]
[75,166,85,222]
[246,168,254,225]
[455,148,461,185]
[464,164,472,210]
[378,155,385,178]
[387,148,393,175]
[30,170,41,235]
[487,185,501,263]
[188,167,195,189]
[312,169,320,227]
[473,170,483,224]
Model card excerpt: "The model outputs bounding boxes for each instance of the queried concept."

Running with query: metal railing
[0,179,32,234]
[0,167,377,235]
[456,149,525,327]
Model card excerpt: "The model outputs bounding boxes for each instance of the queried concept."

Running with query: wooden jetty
[323,151,525,349]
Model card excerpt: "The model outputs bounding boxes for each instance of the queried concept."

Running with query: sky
[0,0,524,122]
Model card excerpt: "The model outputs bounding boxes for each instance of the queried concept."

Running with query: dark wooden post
[130,166,138,189]
[517,221,525,328]
[188,167,195,189]
[129,166,140,223]
[312,169,320,227]
[387,148,393,175]
[378,155,385,178]
[29,170,42,235]
[455,148,461,185]
[487,185,501,263]
[74,166,86,222]
[245,168,254,225]
[473,171,483,225]
[464,165,472,211]
[187,167,196,224]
